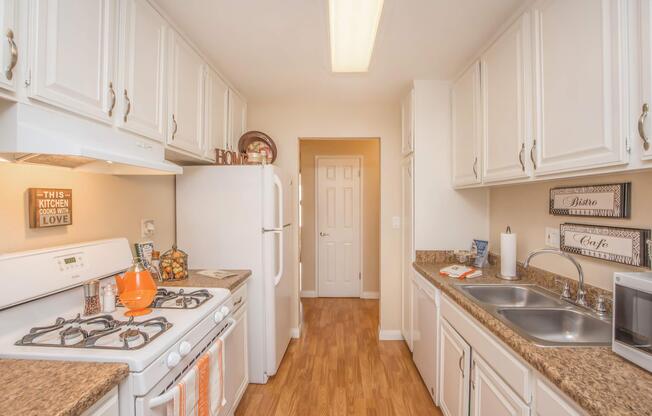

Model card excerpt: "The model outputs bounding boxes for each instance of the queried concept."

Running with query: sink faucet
[523,248,587,307]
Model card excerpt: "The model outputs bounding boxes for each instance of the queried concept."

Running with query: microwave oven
[613,272,652,372]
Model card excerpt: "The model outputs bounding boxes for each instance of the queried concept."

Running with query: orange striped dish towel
[196,353,210,416]
[166,366,198,416]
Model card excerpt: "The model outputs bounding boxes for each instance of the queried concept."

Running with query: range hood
[0,101,182,175]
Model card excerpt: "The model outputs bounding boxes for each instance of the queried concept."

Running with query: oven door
[613,273,652,372]
[136,316,235,416]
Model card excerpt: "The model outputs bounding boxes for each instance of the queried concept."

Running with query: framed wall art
[28,188,72,228]
[560,223,650,267]
[549,183,631,218]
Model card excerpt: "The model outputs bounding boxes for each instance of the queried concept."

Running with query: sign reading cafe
[29,188,72,228]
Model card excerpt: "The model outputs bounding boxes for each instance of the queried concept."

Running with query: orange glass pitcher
[115,258,157,317]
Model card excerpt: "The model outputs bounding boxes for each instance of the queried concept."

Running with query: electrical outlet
[545,227,560,248]
[141,219,156,238]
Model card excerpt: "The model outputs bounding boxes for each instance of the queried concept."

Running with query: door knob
[319,232,329,237]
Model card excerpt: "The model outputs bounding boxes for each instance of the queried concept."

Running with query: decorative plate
[238,131,277,164]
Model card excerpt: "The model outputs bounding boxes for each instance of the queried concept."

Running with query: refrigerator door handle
[263,228,283,232]
[272,174,284,286]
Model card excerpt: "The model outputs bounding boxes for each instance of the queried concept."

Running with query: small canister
[83,280,101,316]
[159,245,189,281]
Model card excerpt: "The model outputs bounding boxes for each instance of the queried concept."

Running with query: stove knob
[166,352,181,368]
[213,311,225,323]
[220,306,230,316]
[179,341,192,357]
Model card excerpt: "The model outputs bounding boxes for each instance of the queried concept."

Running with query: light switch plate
[392,216,401,229]
[545,227,560,248]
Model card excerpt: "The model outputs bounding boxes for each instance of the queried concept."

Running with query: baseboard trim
[378,329,404,341]
[290,327,301,339]
[300,290,317,298]
[361,291,379,299]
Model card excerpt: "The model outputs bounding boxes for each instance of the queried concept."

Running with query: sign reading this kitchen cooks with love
[28,188,72,228]
[560,223,651,267]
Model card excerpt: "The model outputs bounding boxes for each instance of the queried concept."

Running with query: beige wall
[490,170,652,290]
[0,163,176,254]
[299,139,380,295]
[247,101,402,333]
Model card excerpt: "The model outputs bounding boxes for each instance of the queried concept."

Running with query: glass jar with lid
[159,245,189,281]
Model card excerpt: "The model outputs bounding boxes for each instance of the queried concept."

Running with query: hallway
[235,298,442,416]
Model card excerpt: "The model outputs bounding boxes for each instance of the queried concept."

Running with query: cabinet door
[470,355,529,416]
[640,0,652,160]
[401,89,414,155]
[29,0,116,123]
[401,155,414,347]
[228,88,246,151]
[413,283,438,404]
[439,319,471,416]
[80,387,119,416]
[117,0,167,142]
[533,378,582,416]
[452,61,482,187]
[531,0,628,175]
[204,69,228,160]
[0,0,17,92]
[167,30,204,155]
[223,307,248,415]
[481,13,531,183]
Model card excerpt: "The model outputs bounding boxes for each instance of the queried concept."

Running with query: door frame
[314,155,364,298]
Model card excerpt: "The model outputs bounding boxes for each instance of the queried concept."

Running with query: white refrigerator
[176,165,293,384]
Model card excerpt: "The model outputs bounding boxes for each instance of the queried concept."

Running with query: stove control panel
[56,252,85,273]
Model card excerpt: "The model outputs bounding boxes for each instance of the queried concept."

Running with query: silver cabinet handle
[5,29,17,81]
[171,114,178,139]
[319,232,329,237]
[458,351,465,375]
[123,90,131,123]
[472,157,478,180]
[639,103,650,151]
[108,82,116,117]
[518,143,525,171]
[530,140,537,170]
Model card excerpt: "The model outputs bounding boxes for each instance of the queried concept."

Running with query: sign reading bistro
[28,188,72,228]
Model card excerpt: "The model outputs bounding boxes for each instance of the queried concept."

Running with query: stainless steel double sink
[455,284,612,347]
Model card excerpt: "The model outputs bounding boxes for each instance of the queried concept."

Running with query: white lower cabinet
[470,355,529,416]
[439,318,471,416]
[81,387,119,416]
[412,274,438,403]
[533,378,583,416]
[221,285,248,415]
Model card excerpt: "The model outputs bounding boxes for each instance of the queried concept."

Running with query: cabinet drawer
[534,377,585,416]
[231,282,247,310]
[81,386,119,416]
[441,295,531,403]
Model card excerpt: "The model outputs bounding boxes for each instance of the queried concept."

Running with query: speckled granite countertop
[159,269,251,292]
[413,261,652,416]
[0,359,128,416]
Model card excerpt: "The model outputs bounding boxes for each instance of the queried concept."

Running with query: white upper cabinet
[0,0,17,92]
[452,61,482,187]
[439,318,471,416]
[228,88,246,151]
[116,0,167,142]
[167,30,205,155]
[481,13,531,183]
[204,68,228,161]
[401,88,414,155]
[640,0,652,161]
[29,0,116,124]
[531,0,629,175]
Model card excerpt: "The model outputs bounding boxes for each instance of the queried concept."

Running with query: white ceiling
[153,0,525,105]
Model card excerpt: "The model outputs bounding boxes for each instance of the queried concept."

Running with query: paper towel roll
[500,232,517,277]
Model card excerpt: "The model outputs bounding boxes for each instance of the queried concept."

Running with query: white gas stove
[0,239,234,416]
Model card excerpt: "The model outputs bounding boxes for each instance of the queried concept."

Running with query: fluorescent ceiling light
[329,0,384,73]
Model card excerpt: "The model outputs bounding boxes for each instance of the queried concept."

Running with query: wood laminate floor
[235,298,443,416]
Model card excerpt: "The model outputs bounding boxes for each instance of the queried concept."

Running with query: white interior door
[316,157,361,298]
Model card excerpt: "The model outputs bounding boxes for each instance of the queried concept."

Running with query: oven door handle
[148,387,177,409]
[219,317,237,341]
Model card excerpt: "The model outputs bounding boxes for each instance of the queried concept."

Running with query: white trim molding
[290,327,301,339]
[361,291,379,299]
[300,290,317,298]
[378,329,404,341]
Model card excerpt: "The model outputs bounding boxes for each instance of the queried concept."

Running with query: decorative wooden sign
[550,183,631,218]
[28,188,73,228]
[214,149,246,165]
[560,223,650,267]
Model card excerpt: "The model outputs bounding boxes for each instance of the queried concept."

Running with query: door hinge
[24,69,31,87]
[359,272,361,280]
[358,169,361,177]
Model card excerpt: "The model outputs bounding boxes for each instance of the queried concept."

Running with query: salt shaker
[102,284,117,313]
[83,280,101,316]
